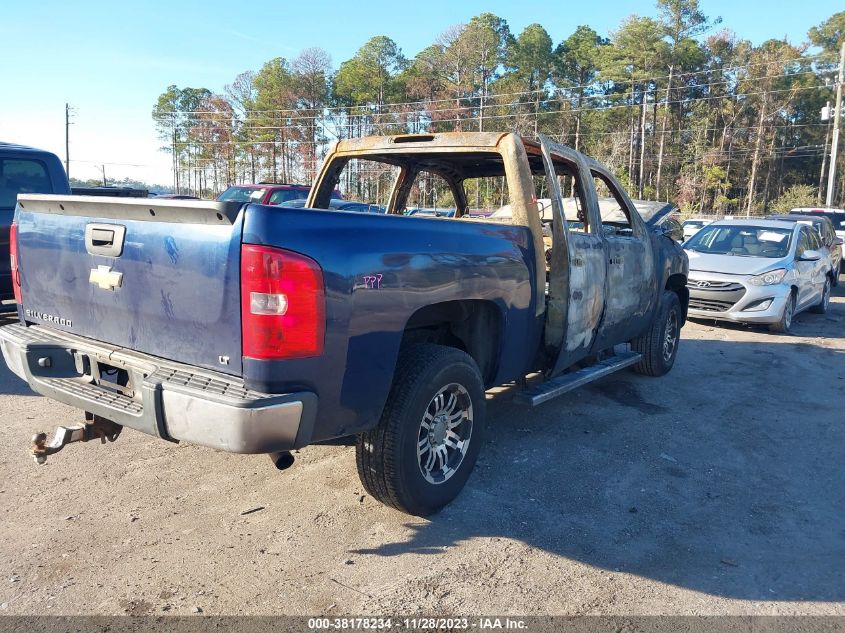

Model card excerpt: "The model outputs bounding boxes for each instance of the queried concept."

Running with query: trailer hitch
[31,415,123,465]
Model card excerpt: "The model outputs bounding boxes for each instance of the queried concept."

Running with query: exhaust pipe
[268,450,295,470]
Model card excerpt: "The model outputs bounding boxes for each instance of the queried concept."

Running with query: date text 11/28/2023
[307,618,528,630]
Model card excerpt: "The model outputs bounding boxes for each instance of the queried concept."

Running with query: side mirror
[834,237,844,246]
[660,223,683,242]
[800,249,821,262]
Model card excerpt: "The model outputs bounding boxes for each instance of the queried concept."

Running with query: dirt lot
[0,283,843,617]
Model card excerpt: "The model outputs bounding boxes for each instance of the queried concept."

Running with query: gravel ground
[0,282,843,616]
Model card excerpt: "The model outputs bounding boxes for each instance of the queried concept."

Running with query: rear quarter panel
[242,204,539,441]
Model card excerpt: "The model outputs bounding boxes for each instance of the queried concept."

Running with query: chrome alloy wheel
[662,309,679,363]
[417,383,473,485]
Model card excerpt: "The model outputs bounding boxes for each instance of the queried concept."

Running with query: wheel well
[666,273,689,322]
[401,300,502,387]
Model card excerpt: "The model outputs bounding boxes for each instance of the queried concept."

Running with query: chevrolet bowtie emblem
[89,266,123,291]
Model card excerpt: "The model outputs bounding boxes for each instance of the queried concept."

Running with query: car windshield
[268,188,308,205]
[217,186,267,202]
[683,220,705,227]
[685,225,793,258]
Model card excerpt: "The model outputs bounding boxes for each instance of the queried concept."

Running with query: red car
[216,183,341,206]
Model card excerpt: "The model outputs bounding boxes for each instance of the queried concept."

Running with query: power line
[144,52,840,203]
[162,84,829,140]
[70,159,158,168]
[154,81,830,134]
[152,56,827,119]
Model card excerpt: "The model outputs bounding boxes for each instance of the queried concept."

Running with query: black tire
[769,292,796,333]
[356,344,485,516]
[810,277,831,314]
[832,268,840,287]
[631,290,682,377]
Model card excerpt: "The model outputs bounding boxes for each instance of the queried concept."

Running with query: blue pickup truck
[0,143,70,303]
[0,133,688,515]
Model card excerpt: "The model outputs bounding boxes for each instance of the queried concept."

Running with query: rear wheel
[631,290,682,377]
[356,344,485,516]
[769,292,796,333]
[810,277,831,314]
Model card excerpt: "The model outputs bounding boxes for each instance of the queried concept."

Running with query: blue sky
[0,0,836,185]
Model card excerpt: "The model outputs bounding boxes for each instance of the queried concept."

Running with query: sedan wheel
[770,293,795,333]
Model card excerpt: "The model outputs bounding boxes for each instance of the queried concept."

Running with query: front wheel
[631,290,682,377]
[769,292,796,333]
[356,344,485,516]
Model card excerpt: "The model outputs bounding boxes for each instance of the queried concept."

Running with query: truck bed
[12,197,540,443]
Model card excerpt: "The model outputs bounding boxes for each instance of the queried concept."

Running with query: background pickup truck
[0,143,70,303]
[1,132,688,516]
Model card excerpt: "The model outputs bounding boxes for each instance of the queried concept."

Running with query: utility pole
[819,104,832,203]
[101,165,107,187]
[65,103,71,178]
[826,41,845,208]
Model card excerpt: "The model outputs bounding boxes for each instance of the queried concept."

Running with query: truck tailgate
[14,195,244,375]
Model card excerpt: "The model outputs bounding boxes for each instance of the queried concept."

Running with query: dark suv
[1,143,70,302]
[216,182,343,206]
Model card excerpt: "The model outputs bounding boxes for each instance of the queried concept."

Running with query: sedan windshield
[685,225,793,258]
[217,186,267,203]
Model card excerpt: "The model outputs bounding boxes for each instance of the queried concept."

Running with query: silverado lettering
[24,309,72,328]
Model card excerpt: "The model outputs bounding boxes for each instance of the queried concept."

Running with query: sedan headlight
[748,268,788,286]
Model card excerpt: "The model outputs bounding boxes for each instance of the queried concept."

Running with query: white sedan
[682,218,714,241]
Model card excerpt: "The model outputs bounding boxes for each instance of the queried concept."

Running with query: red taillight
[9,223,22,304]
[241,244,325,360]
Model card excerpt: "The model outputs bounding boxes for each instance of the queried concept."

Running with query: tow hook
[31,415,123,465]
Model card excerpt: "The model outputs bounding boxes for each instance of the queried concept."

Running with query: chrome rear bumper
[0,323,316,453]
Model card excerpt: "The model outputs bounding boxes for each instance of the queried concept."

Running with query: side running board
[515,351,642,407]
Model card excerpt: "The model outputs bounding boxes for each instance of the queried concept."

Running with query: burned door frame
[391,165,469,217]
[538,136,607,377]
[588,164,656,351]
